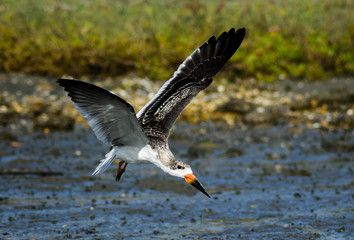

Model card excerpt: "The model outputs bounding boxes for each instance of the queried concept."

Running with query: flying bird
[58,27,246,198]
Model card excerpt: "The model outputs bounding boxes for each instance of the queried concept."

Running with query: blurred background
[0,0,353,80]
[0,0,353,239]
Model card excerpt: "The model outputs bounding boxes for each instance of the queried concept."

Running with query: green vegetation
[0,0,353,81]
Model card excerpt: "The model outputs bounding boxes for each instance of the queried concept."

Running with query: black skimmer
[58,27,245,198]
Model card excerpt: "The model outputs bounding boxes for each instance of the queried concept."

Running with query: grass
[0,0,353,81]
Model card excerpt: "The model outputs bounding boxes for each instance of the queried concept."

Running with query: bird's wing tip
[236,27,246,36]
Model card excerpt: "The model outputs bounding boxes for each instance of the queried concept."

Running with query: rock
[243,105,287,124]
[0,130,17,141]
[220,148,244,158]
[266,153,286,161]
[34,114,75,130]
[289,89,354,111]
[185,142,222,159]
[217,98,257,115]
[322,139,354,152]
[289,98,312,111]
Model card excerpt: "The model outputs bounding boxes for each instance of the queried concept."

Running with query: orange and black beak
[184,173,210,198]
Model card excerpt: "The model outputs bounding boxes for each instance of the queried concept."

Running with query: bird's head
[166,160,210,198]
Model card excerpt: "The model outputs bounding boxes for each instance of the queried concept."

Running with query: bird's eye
[177,165,184,170]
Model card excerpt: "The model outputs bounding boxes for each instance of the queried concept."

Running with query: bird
[57,27,246,198]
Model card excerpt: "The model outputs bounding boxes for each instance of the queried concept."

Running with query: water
[0,123,353,239]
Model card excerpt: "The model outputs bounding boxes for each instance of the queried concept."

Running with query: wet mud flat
[0,73,353,239]
[0,122,353,239]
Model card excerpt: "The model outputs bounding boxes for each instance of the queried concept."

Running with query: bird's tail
[92,149,116,175]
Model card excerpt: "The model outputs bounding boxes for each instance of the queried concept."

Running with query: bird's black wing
[58,79,148,147]
[137,28,246,141]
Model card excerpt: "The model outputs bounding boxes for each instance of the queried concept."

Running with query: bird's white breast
[114,144,158,164]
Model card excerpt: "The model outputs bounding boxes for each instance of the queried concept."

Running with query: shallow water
[0,123,353,239]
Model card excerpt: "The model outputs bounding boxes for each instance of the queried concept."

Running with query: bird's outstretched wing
[137,28,246,141]
[57,79,148,147]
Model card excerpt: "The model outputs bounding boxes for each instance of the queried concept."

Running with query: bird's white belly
[114,144,158,164]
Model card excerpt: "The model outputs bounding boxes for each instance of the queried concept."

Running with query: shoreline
[0,73,353,134]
